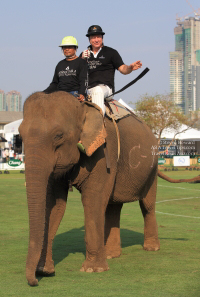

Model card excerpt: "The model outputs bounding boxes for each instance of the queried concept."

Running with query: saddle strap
[111,115,120,162]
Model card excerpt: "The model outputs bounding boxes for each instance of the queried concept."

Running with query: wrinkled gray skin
[19,91,160,286]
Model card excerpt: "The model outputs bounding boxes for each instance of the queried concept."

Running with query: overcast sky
[1,0,200,107]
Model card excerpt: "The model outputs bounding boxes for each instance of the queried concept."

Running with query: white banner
[0,161,25,170]
[173,156,190,167]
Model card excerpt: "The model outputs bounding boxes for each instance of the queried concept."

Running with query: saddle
[105,100,131,121]
[83,100,140,168]
[87,96,132,120]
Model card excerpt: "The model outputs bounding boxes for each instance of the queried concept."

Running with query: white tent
[161,124,200,141]
[4,119,23,135]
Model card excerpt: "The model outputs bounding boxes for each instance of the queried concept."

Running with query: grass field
[0,170,200,296]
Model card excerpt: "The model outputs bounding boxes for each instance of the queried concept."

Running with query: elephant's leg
[36,176,68,275]
[80,193,109,273]
[139,177,160,251]
[104,203,123,259]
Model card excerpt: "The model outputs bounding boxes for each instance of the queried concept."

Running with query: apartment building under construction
[170,16,200,114]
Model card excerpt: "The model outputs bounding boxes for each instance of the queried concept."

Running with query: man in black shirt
[44,36,87,102]
[82,25,142,113]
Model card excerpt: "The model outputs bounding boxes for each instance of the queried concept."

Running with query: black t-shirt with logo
[44,57,87,95]
[86,46,124,91]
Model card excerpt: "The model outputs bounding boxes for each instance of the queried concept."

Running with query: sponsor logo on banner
[8,159,22,167]
[173,156,190,166]
[158,158,166,165]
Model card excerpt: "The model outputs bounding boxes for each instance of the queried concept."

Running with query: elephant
[19,91,199,286]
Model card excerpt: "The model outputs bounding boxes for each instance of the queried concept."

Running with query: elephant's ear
[80,102,107,156]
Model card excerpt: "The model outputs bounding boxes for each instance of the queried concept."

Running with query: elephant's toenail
[86,268,93,273]
[97,268,104,272]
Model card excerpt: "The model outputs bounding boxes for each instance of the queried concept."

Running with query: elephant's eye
[53,133,64,151]
[54,133,64,141]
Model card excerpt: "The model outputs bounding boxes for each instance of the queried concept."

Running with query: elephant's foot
[28,278,38,287]
[80,259,109,273]
[106,247,121,259]
[143,238,160,251]
[36,260,55,276]
[26,268,38,286]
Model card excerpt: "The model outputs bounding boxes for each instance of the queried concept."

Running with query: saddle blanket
[105,100,132,121]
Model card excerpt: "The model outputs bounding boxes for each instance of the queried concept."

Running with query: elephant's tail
[158,170,200,183]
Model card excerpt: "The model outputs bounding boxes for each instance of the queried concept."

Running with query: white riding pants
[88,85,113,115]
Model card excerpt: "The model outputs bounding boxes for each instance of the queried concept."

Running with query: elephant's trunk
[25,150,53,286]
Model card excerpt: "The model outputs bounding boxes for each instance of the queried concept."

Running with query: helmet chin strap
[65,54,76,59]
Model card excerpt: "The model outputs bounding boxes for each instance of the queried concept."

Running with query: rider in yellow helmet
[44,36,87,102]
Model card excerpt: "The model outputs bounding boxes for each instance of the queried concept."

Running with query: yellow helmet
[59,36,78,48]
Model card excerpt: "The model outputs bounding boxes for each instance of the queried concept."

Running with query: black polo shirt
[85,46,124,91]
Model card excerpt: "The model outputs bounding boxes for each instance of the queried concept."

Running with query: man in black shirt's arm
[44,36,87,102]
[81,25,142,113]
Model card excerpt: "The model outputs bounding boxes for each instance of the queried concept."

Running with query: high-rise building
[5,90,22,112]
[0,90,6,111]
[170,17,200,114]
